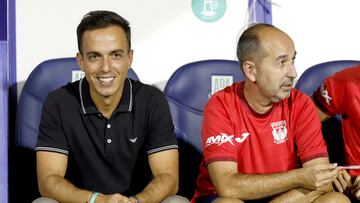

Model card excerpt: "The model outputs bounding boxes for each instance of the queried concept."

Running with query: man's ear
[243,60,256,82]
[127,49,134,70]
[76,52,85,72]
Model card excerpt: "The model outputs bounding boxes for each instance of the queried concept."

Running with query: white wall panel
[272,0,360,80]
[16,0,248,91]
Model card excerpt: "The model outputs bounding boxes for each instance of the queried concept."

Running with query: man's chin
[281,92,291,100]
[96,89,116,98]
[273,92,291,103]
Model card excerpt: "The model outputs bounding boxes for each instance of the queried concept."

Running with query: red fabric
[313,65,360,177]
[192,82,328,200]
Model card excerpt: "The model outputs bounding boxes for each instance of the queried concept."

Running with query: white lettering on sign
[72,70,85,82]
[211,75,233,96]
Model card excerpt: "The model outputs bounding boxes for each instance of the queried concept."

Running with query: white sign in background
[16,0,248,95]
[16,0,360,95]
[272,0,360,80]
[211,75,233,96]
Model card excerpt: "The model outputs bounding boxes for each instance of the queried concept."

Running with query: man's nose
[287,64,297,79]
[100,57,111,72]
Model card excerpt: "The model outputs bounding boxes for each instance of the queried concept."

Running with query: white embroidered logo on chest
[130,137,138,143]
[271,120,288,144]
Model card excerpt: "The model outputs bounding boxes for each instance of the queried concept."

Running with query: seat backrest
[295,60,360,95]
[16,57,139,150]
[164,59,244,152]
[163,59,244,198]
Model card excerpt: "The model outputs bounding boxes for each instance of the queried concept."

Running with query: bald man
[191,24,350,203]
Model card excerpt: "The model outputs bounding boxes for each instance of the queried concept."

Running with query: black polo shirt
[36,78,178,195]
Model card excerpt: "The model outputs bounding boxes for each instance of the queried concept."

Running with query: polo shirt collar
[79,77,133,115]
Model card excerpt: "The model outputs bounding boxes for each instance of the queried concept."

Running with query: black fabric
[36,78,177,195]
[321,117,345,165]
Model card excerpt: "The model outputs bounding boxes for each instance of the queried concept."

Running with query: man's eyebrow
[85,51,100,56]
[85,49,125,56]
[276,51,297,61]
[276,55,288,61]
[110,49,125,54]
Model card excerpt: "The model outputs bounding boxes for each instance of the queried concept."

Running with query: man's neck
[243,82,273,114]
[97,97,120,119]
[91,90,123,119]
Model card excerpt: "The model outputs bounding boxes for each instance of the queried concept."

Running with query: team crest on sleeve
[320,84,332,105]
[271,120,288,144]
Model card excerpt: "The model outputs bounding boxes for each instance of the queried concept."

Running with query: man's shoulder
[289,88,310,100]
[131,79,165,98]
[324,65,360,88]
[46,80,80,101]
[285,88,313,109]
[210,82,241,99]
[205,82,242,111]
[334,66,360,90]
[334,64,360,79]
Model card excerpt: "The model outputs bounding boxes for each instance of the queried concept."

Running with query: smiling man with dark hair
[34,10,189,203]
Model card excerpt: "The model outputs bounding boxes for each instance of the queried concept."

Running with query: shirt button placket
[106,123,112,145]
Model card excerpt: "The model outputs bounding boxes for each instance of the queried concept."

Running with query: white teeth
[99,77,114,83]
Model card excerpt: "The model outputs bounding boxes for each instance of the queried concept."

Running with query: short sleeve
[36,92,70,154]
[202,94,237,164]
[294,94,328,163]
[145,89,178,155]
[313,76,343,116]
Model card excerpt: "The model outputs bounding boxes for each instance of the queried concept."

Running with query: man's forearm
[270,188,325,203]
[136,173,178,203]
[217,169,303,200]
[39,174,91,203]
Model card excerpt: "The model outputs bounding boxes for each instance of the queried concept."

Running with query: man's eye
[88,55,98,60]
[113,53,121,58]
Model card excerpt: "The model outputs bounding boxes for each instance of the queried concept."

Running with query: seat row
[15,58,360,199]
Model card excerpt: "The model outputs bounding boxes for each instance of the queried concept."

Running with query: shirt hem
[205,157,237,165]
[302,152,328,163]
[35,146,69,155]
[147,144,178,155]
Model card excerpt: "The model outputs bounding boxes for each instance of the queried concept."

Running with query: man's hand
[333,170,352,194]
[299,163,339,191]
[96,193,134,203]
[352,176,360,200]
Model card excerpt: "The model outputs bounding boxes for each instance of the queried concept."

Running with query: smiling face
[76,25,133,103]
[254,28,297,103]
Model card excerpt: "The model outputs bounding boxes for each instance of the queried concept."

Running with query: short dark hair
[236,23,274,66]
[77,10,131,53]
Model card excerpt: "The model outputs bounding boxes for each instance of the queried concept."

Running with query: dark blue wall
[0,0,8,202]
[0,0,6,40]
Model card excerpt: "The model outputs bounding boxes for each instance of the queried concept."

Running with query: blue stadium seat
[16,57,139,150]
[295,60,360,95]
[164,59,244,198]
